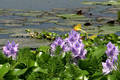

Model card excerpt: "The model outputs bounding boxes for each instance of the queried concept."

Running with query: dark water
[0,0,106,10]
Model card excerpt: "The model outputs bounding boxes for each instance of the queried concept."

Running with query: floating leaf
[57,14,86,19]
[82,1,120,5]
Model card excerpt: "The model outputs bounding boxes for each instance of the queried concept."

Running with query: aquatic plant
[3,41,19,60]
[106,42,119,58]
[0,30,120,80]
[102,42,119,75]
[51,30,87,59]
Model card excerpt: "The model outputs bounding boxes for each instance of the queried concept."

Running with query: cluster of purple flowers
[50,30,87,59]
[3,41,19,60]
[102,42,119,74]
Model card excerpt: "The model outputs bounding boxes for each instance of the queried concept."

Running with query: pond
[0,0,106,10]
[0,0,120,49]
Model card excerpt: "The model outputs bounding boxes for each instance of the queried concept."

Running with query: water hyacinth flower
[68,30,81,43]
[61,41,71,52]
[50,30,87,60]
[106,42,119,58]
[72,42,87,59]
[50,37,63,51]
[102,59,114,75]
[102,42,119,75]
[79,44,87,59]
[3,41,19,60]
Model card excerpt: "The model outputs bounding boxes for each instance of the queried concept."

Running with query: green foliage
[37,46,50,53]
[92,45,106,60]
[0,63,10,78]
[0,33,120,80]
[25,30,60,41]
[0,52,8,64]
[17,48,36,68]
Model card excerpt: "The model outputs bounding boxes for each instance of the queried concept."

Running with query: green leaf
[57,14,86,19]
[107,75,117,80]
[92,45,106,60]
[91,72,103,80]
[33,67,48,74]
[27,72,40,80]
[0,52,8,64]
[54,46,62,56]
[0,63,10,78]
[63,64,88,79]
[36,52,50,68]
[37,46,50,53]
[50,78,60,80]
[17,48,36,68]
[9,68,27,76]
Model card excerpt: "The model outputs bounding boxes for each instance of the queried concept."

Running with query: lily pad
[48,27,72,32]
[57,14,87,19]
[85,25,120,34]
[55,20,86,26]
[82,1,120,5]
[14,12,43,17]
[28,18,49,23]
[6,9,24,12]
[4,23,23,27]
[43,16,59,20]
[0,19,23,24]
[100,25,120,34]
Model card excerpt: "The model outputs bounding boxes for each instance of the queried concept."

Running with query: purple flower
[102,42,119,75]
[107,42,114,49]
[55,37,63,45]
[102,59,113,75]
[71,47,79,57]
[68,36,76,44]
[50,43,57,51]
[112,56,118,64]
[106,42,119,58]
[3,41,19,60]
[74,41,81,48]
[78,43,87,59]
[50,37,63,51]
[68,30,81,43]
[50,30,87,60]
[71,41,87,59]
[79,48,87,59]
[69,30,80,38]
[61,39,72,52]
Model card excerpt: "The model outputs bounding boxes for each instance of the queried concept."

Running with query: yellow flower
[73,24,88,37]
[73,24,98,40]
[73,24,82,31]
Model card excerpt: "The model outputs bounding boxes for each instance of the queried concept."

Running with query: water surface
[0,0,106,10]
